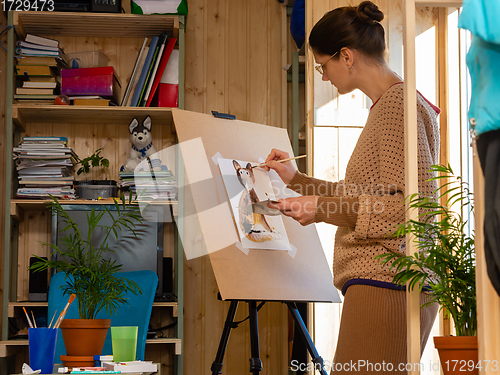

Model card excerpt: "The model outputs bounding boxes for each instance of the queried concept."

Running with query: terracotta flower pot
[434,336,478,375]
[60,319,111,356]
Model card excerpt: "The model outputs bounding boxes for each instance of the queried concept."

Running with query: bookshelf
[2,11,185,375]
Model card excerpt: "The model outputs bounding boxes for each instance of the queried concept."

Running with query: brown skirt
[331,284,438,375]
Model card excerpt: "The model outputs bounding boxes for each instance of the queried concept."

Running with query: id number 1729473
[2,0,54,11]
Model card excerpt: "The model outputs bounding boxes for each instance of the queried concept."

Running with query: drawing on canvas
[218,158,292,251]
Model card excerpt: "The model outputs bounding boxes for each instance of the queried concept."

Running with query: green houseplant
[76,147,110,180]
[74,148,117,199]
[30,193,144,360]
[377,164,477,374]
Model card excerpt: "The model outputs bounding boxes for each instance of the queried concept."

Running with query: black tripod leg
[248,301,263,374]
[211,300,239,375]
[287,302,328,375]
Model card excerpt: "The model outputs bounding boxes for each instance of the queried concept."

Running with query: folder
[145,38,177,107]
[130,36,159,107]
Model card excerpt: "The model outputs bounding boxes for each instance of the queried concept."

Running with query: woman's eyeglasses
[315,51,339,75]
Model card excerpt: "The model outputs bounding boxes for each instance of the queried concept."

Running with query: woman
[265,2,440,374]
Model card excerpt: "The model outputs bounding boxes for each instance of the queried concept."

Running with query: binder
[130,36,159,107]
[121,37,148,106]
[145,38,177,107]
[137,32,167,107]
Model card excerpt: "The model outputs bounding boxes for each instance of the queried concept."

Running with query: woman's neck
[355,62,402,103]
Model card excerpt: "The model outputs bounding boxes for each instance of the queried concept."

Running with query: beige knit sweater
[288,83,440,290]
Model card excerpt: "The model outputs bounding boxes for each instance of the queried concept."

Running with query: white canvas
[218,158,292,251]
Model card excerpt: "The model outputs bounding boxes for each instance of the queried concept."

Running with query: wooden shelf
[0,337,182,357]
[146,338,182,355]
[8,302,47,317]
[8,301,176,317]
[0,340,27,358]
[13,11,179,39]
[10,199,178,222]
[12,105,174,130]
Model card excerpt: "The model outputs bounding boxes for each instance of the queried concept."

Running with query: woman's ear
[340,47,355,69]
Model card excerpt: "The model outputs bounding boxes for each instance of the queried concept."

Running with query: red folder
[145,38,177,107]
[157,83,179,107]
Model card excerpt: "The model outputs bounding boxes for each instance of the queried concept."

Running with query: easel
[211,300,328,375]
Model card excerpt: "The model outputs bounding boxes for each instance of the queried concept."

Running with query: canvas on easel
[171,109,340,303]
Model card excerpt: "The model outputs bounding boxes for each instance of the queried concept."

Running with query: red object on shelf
[61,67,121,102]
[157,83,179,108]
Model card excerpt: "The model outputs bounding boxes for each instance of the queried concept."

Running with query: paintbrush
[252,154,306,169]
[54,294,76,329]
[48,310,57,329]
[31,311,37,328]
[23,307,33,328]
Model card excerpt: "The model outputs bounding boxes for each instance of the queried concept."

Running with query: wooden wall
[183,0,289,374]
[0,0,289,373]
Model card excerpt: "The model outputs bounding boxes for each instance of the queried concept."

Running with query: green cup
[111,326,138,362]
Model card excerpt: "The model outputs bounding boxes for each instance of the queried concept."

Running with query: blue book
[137,32,166,107]
[130,36,159,107]
[22,136,68,142]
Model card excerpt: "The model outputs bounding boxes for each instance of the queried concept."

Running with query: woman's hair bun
[356,1,384,24]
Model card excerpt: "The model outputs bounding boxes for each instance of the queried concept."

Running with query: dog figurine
[122,116,161,172]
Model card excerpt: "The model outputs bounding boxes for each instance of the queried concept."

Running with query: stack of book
[13,136,77,199]
[121,32,178,107]
[118,170,177,200]
[15,34,67,102]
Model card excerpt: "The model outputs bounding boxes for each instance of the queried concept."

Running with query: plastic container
[64,51,110,69]
[74,180,117,200]
[111,326,138,362]
[29,327,58,374]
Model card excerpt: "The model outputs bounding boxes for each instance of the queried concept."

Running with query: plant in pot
[377,164,477,375]
[74,148,117,199]
[29,193,144,365]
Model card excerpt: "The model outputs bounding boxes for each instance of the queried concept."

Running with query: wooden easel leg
[211,300,239,375]
[287,302,328,375]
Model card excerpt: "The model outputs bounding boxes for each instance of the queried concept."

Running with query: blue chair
[48,270,158,364]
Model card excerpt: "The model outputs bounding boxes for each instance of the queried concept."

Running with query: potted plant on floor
[74,148,117,199]
[30,193,144,363]
[377,164,477,375]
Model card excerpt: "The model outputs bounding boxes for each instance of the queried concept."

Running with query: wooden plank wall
[0,0,292,373]
[183,0,289,374]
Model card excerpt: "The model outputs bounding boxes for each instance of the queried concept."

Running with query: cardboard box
[61,67,121,102]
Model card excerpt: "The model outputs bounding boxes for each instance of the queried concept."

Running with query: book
[68,95,106,100]
[14,95,57,101]
[15,87,55,95]
[25,34,59,48]
[130,35,159,107]
[103,361,157,373]
[74,98,110,106]
[139,33,168,107]
[23,136,68,142]
[16,40,60,52]
[21,76,56,83]
[22,81,57,89]
[145,38,177,107]
[15,47,61,57]
[137,32,167,107]
[125,46,149,106]
[15,65,55,76]
[15,55,65,67]
[121,37,148,106]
